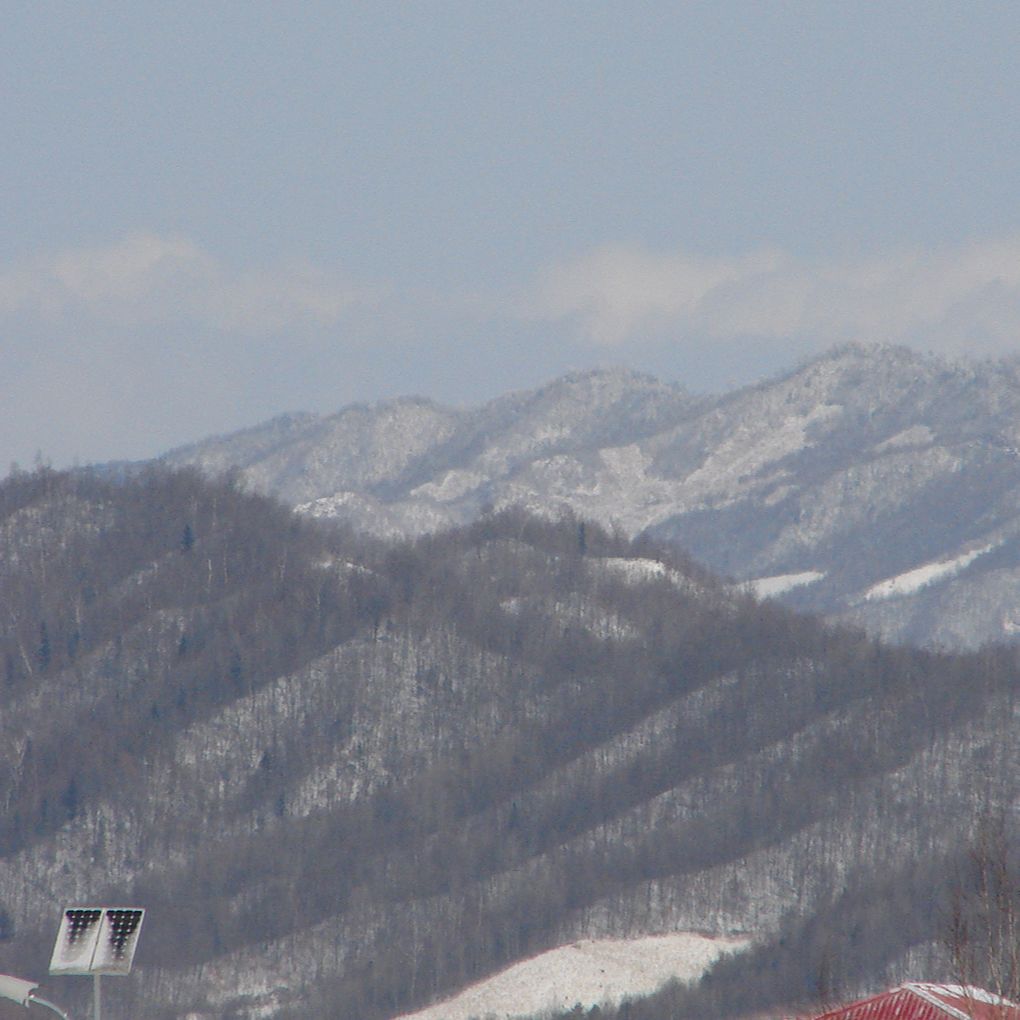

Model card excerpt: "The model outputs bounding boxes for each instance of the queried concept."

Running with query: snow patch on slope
[681,403,842,500]
[411,469,486,501]
[395,933,748,1020]
[746,571,825,599]
[863,543,999,601]
[297,490,458,537]
[601,557,680,584]
[874,425,935,453]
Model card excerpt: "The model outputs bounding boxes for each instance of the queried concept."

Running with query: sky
[3,2,1020,470]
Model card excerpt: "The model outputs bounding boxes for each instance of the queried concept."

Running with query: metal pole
[27,993,70,1020]
[92,974,100,1020]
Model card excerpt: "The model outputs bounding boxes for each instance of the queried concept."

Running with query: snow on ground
[745,571,825,599]
[395,932,749,1020]
[873,424,935,453]
[679,403,842,500]
[910,983,1015,1007]
[862,543,998,601]
[411,468,487,502]
[599,557,682,585]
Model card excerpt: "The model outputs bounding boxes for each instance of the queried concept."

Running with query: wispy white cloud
[529,246,781,346]
[10,233,1020,361]
[528,238,1020,357]
[0,234,381,333]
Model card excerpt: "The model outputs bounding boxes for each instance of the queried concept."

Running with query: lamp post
[0,974,70,1020]
[49,907,144,1020]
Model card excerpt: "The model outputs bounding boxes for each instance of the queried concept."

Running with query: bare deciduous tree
[947,814,1020,1017]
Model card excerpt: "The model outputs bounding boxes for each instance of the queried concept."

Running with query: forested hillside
[0,466,1017,1019]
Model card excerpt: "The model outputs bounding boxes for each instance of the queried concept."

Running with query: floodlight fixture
[49,908,143,976]
[49,907,144,1020]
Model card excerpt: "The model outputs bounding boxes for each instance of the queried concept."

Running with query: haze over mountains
[166,343,1020,649]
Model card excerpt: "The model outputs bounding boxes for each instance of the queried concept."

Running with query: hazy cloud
[9,233,1020,360]
[530,238,1020,358]
[0,234,379,333]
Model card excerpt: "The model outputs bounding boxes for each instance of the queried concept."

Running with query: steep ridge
[0,468,1016,1020]
[164,346,1020,648]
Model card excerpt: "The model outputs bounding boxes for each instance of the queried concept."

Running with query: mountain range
[164,343,1020,649]
[1,466,1016,1020]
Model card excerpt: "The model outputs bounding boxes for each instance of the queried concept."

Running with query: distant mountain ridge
[164,345,1020,648]
[165,368,698,512]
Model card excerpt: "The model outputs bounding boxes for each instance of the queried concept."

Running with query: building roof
[809,984,1020,1020]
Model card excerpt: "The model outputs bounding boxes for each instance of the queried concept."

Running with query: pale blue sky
[3,3,1020,469]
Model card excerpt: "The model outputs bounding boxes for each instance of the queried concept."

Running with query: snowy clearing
[873,425,935,453]
[395,932,749,1020]
[863,543,998,601]
[745,571,825,598]
[599,557,682,585]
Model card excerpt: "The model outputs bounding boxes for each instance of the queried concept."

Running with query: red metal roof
[807,984,1020,1020]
